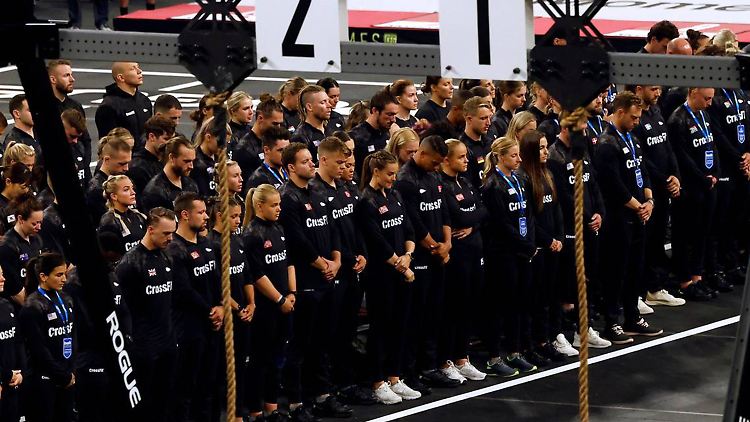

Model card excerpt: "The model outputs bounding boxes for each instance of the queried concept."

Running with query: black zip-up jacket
[95,83,153,142]
[488,107,513,139]
[348,121,389,179]
[247,163,287,191]
[326,110,346,133]
[633,106,680,191]
[667,105,721,193]
[660,87,689,122]
[41,203,72,263]
[207,231,252,308]
[166,234,221,341]
[459,132,492,190]
[309,174,365,267]
[127,149,162,199]
[0,297,23,387]
[708,88,750,178]
[279,180,341,290]
[480,169,536,259]
[528,105,547,123]
[85,170,110,225]
[291,122,329,163]
[243,218,290,303]
[70,142,91,191]
[585,114,606,157]
[282,105,302,134]
[517,168,564,249]
[141,171,199,212]
[355,186,414,265]
[2,127,40,161]
[0,229,43,298]
[393,159,450,253]
[191,147,217,197]
[229,120,252,145]
[231,129,265,178]
[547,139,606,235]
[98,208,147,253]
[20,289,75,386]
[538,116,561,148]
[58,95,93,170]
[595,125,651,220]
[439,171,486,248]
[0,194,14,235]
[114,243,176,356]
[415,99,449,124]
[395,114,418,129]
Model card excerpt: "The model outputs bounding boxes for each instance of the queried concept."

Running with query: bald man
[667,38,693,55]
[95,61,153,142]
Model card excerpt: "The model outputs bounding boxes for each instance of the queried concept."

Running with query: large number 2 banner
[439,0,528,80]
[255,0,342,72]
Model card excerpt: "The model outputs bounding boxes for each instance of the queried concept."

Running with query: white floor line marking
[159,80,204,91]
[365,315,740,422]
[477,398,723,417]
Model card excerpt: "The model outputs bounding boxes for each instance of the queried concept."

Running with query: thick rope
[573,159,590,422]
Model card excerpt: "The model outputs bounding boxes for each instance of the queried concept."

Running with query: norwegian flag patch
[264,240,273,249]
[190,251,200,259]
[304,203,313,211]
[378,205,388,214]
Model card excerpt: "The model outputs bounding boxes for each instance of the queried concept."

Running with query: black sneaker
[404,377,432,396]
[485,359,519,378]
[601,324,633,345]
[265,411,291,422]
[677,283,711,302]
[289,405,320,422]
[504,353,537,373]
[312,396,352,418]
[623,317,663,337]
[420,369,461,388]
[337,385,377,405]
[706,272,734,293]
[539,343,567,363]
[524,349,551,368]
[695,280,719,298]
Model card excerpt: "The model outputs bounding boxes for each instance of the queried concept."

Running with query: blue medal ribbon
[263,162,288,185]
[722,89,746,144]
[38,287,72,359]
[496,167,528,237]
[683,103,715,168]
[587,116,603,137]
[613,127,644,189]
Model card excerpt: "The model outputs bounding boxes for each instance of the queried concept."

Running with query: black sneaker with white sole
[504,353,537,373]
[420,369,461,388]
[623,317,663,337]
[601,324,634,345]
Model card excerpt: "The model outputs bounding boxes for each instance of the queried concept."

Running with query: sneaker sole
[394,393,421,401]
[623,330,663,337]
[645,299,686,306]
[461,374,487,381]
[606,338,634,345]
[377,397,403,405]
[485,369,520,378]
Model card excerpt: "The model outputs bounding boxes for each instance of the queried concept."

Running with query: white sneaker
[456,360,487,381]
[553,333,578,356]
[389,379,421,400]
[373,382,402,405]
[638,297,654,315]
[439,361,467,384]
[574,327,612,349]
[645,289,686,307]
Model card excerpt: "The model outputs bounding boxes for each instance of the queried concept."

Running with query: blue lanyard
[38,288,69,325]
[722,89,742,117]
[683,103,711,139]
[614,127,638,166]
[496,168,525,214]
[263,162,287,185]
[587,116,603,136]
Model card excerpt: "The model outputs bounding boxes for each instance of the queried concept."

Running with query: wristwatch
[277,296,287,307]
[405,251,413,258]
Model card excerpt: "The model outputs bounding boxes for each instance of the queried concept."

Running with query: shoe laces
[637,318,649,327]
[611,324,625,335]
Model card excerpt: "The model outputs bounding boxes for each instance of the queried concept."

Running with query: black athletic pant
[404,253,445,376]
[75,367,109,422]
[483,251,532,356]
[233,316,251,418]
[0,383,20,422]
[644,187,672,292]
[174,332,221,422]
[672,188,716,281]
[441,235,484,361]
[559,230,600,306]
[246,300,290,413]
[284,287,334,404]
[24,373,75,422]
[331,267,364,388]
[531,247,562,344]
[132,347,177,422]
[708,177,748,274]
[601,213,645,326]
[365,266,412,382]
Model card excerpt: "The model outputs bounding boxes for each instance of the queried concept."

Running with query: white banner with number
[439,0,527,81]
[255,0,342,73]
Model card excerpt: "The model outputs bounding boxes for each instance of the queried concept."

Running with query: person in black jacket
[518,131,568,366]
[480,137,537,377]
[439,140,489,380]
[415,76,453,124]
[291,85,333,163]
[629,85,685,306]
[318,78,347,133]
[278,142,352,420]
[98,175,147,253]
[0,162,32,235]
[309,138,371,404]
[206,196,254,421]
[3,95,39,158]
[95,62,152,142]
[348,90,399,179]
[232,94,285,178]
[356,151,420,405]
[389,79,420,131]
[166,193,223,422]
[227,91,254,144]
[49,60,94,173]
[0,266,24,422]
[279,77,308,134]
[20,252,76,422]
[86,134,133,224]
[127,116,175,196]
[246,126,290,192]
[488,81,526,139]
[191,116,224,197]
[459,97,493,189]
[0,194,44,307]
[140,136,199,212]
[61,109,91,190]
[242,184,295,421]
[668,87,721,301]
[114,207,178,422]
[393,136,457,391]
[595,92,662,344]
